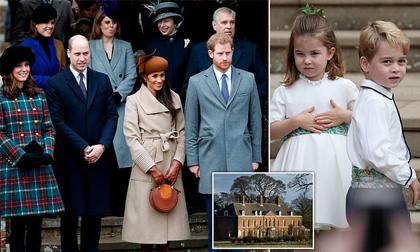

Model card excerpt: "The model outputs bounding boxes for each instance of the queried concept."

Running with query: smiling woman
[20,3,66,88]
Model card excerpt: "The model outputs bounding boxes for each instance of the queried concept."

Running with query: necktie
[221,74,229,103]
[79,73,87,98]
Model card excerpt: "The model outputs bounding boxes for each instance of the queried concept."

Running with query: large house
[214,195,306,241]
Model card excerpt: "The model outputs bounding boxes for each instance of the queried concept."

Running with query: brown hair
[207,33,233,52]
[2,73,41,100]
[359,21,410,62]
[284,13,344,86]
[91,10,121,40]
[28,19,55,37]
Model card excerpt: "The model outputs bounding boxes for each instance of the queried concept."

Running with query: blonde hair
[207,33,233,52]
[284,13,344,86]
[359,20,410,61]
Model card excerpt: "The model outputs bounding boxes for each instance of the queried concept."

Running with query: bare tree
[250,174,286,202]
[230,176,252,201]
[287,174,313,197]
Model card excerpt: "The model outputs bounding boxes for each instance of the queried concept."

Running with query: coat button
[29,97,33,100]
[17,109,21,112]
[19,121,23,125]
[119,74,122,78]
[35,132,40,136]
[33,108,37,111]
[34,120,39,124]
[20,133,24,137]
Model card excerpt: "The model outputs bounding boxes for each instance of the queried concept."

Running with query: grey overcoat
[185,66,262,194]
[89,38,137,168]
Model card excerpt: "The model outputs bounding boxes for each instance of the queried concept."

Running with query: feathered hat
[144,1,184,25]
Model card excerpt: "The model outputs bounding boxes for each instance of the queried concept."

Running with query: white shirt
[69,65,88,89]
[347,79,416,187]
[213,66,232,95]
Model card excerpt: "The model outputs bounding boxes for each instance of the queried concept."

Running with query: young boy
[346,20,420,223]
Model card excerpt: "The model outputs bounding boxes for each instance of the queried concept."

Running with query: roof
[231,202,290,216]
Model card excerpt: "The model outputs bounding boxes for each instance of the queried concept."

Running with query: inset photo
[212,172,314,249]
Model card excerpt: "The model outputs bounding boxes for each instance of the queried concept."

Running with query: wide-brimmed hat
[0,46,35,76]
[32,3,57,24]
[153,2,183,24]
[137,50,168,76]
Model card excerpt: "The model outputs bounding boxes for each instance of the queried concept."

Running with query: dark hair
[141,76,177,121]
[2,73,41,100]
[91,10,121,40]
[284,13,344,86]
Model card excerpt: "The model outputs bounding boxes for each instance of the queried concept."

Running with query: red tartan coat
[0,89,64,217]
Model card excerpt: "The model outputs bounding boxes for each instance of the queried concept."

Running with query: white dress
[270,74,358,229]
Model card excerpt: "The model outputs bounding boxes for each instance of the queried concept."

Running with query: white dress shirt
[69,65,88,89]
[213,66,232,95]
[347,79,416,187]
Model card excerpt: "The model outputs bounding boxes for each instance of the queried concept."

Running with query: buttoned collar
[69,65,87,81]
[360,79,393,100]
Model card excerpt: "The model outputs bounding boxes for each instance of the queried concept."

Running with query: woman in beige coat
[122,55,190,251]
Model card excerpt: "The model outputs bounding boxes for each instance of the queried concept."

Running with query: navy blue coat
[184,38,267,97]
[147,33,192,96]
[45,67,118,216]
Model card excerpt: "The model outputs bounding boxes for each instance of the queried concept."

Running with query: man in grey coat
[185,33,261,251]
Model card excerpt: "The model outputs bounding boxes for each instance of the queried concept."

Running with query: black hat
[0,46,35,76]
[32,3,57,24]
[153,2,183,24]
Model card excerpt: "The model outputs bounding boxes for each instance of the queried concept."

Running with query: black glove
[16,153,44,169]
[113,92,122,105]
[16,153,53,169]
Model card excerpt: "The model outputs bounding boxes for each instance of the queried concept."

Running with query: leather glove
[113,92,122,105]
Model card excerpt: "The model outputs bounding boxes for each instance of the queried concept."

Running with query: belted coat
[122,85,190,243]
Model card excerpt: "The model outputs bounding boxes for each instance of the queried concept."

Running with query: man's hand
[164,160,182,185]
[189,165,200,178]
[409,179,420,206]
[252,162,259,171]
[84,144,105,164]
[148,166,164,184]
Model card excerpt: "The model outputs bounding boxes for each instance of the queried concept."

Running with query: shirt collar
[360,79,393,100]
[69,65,88,80]
[213,66,232,81]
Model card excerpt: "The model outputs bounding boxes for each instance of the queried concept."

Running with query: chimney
[242,194,245,206]
[259,194,263,206]
[291,211,293,216]
[277,196,281,206]
[242,210,245,216]
[278,211,282,216]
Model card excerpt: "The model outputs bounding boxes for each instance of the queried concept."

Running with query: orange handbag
[149,183,180,213]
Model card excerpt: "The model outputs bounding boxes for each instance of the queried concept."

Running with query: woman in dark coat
[0,45,64,252]
[146,2,192,102]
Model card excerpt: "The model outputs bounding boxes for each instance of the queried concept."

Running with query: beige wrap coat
[122,85,190,244]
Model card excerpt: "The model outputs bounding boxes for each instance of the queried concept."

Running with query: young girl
[270,10,358,229]
[0,46,64,251]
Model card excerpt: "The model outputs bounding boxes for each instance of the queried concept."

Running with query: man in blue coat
[185,33,261,252]
[46,35,118,252]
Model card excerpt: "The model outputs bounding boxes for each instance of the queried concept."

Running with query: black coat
[45,67,118,216]
[147,32,192,97]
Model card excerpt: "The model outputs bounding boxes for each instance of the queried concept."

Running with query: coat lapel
[110,39,122,72]
[92,39,117,85]
[86,68,98,109]
[227,66,241,107]
[137,85,169,114]
[64,68,86,102]
[203,67,226,106]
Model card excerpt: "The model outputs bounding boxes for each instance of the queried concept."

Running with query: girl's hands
[294,106,326,133]
[315,99,352,128]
